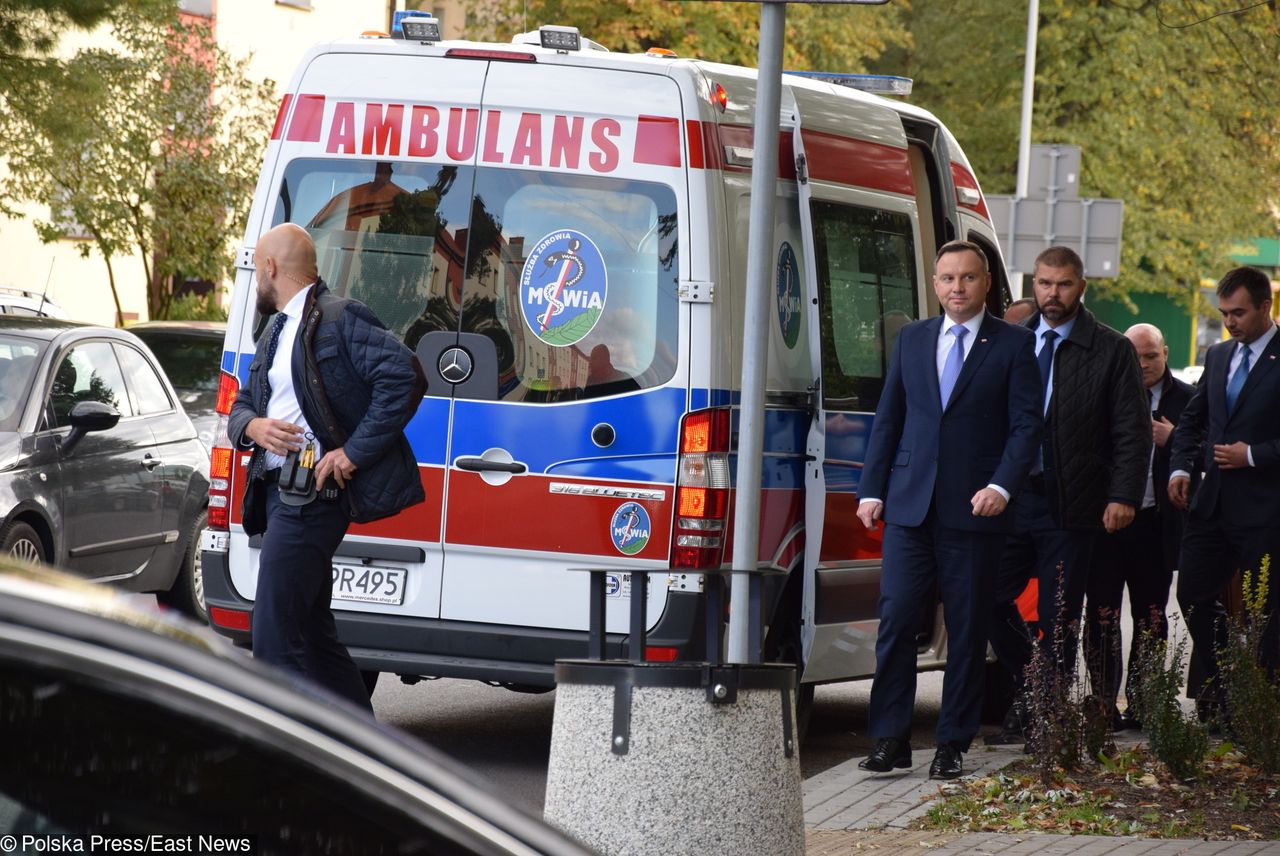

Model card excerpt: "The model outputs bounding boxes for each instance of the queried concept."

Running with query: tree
[0,11,275,322]
[893,0,1280,304]
[463,0,910,73]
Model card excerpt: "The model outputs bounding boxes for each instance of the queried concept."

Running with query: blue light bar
[784,71,912,96]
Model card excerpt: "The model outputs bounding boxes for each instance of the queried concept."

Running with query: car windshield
[0,335,46,432]
[134,333,222,394]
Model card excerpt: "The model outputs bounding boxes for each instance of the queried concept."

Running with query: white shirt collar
[942,310,985,340]
[1242,322,1278,358]
[1035,313,1077,342]
[280,283,314,320]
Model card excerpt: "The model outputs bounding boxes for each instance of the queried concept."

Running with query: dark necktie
[1225,344,1251,413]
[939,324,967,407]
[1037,329,1059,393]
[250,313,289,480]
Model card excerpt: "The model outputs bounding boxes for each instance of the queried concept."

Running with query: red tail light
[671,408,732,569]
[445,48,536,62]
[208,371,240,531]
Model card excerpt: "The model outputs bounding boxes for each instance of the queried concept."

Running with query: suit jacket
[860,312,1043,532]
[1152,369,1195,572]
[1169,326,1280,524]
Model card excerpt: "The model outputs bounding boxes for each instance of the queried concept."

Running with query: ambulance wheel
[765,616,813,743]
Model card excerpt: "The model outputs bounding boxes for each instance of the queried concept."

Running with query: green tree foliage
[0,10,275,322]
[463,0,910,72]
[896,1,1280,303]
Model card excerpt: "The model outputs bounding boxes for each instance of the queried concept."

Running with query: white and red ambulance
[200,21,1012,716]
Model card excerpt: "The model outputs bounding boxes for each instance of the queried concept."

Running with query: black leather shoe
[929,744,963,780]
[858,738,911,772]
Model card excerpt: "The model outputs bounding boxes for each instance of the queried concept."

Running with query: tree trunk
[104,252,125,328]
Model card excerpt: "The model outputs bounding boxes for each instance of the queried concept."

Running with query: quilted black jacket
[230,279,425,532]
[1032,307,1152,530]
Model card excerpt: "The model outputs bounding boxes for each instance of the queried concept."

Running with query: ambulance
[200,19,1014,719]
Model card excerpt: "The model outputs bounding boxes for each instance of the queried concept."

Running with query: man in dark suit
[855,240,1042,779]
[1170,266,1280,707]
[1084,323,1195,729]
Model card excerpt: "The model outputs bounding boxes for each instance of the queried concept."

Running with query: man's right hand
[246,417,304,456]
[1167,475,1190,510]
[856,500,883,531]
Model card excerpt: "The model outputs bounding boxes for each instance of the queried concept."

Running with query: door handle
[141,454,163,470]
[455,457,527,475]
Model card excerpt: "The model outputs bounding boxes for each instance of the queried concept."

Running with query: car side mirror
[61,401,120,457]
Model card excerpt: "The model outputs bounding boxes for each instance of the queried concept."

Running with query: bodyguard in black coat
[230,224,424,712]
[986,247,1151,744]
[1170,266,1280,703]
[1084,325,1195,726]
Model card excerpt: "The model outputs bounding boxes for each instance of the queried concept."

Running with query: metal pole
[1010,0,1039,295]
[728,0,786,664]
[1015,0,1039,199]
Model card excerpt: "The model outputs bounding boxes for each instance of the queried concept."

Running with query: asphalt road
[371,670,947,813]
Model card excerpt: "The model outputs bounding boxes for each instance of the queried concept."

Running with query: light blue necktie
[1225,344,1251,413]
[939,324,967,406]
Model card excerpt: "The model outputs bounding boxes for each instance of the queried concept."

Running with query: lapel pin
[979,338,988,344]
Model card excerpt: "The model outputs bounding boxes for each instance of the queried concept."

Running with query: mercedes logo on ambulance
[438,347,473,384]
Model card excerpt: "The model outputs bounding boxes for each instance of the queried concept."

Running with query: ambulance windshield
[273,159,679,403]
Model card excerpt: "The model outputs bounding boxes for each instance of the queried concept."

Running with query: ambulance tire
[765,615,813,743]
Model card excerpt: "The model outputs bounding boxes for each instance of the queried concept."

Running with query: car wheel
[158,511,208,623]
[1,521,46,564]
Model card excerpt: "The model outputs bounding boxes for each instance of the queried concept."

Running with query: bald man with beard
[1083,323,1195,729]
[230,223,424,711]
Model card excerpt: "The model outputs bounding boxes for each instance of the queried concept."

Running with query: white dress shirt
[263,284,321,471]
[1141,382,1162,509]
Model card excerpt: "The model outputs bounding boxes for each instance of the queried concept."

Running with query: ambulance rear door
[424,59,689,634]
[236,50,493,621]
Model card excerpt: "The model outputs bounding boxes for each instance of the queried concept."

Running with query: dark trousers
[868,511,1003,751]
[253,484,371,712]
[1084,506,1170,709]
[1177,515,1280,701]
[990,489,1096,691]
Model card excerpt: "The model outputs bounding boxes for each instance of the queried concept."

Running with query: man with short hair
[1169,266,1280,708]
[987,246,1151,744]
[230,223,425,711]
[1084,323,1194,729]
[856,240,1041,779]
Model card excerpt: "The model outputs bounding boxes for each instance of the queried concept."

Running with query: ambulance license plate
[331,565,407,606]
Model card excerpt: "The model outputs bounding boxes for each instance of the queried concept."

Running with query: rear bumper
[201,549,705,687]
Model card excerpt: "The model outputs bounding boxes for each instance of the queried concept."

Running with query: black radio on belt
[279,434,318,506]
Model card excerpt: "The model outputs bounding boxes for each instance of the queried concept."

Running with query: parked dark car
[0,317,208,617]
[128,320,226,451]
[0,564,592,856]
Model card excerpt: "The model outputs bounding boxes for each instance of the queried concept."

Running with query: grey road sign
[988,195,1124,279]
[1026,144,1080,201]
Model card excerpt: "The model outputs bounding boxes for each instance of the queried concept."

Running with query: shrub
[1130,625,1207,780]
[1221,555,1280,774]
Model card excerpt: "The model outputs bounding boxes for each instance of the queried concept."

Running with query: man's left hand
[1212,441,1249,470]
[1102,502,1135,533]
[970,487,1007,517]
[316,447,357,490]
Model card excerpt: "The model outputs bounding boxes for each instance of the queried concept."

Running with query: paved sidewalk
[800,743,1275,855]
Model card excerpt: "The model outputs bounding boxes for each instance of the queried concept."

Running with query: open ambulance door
[796,121,935,685]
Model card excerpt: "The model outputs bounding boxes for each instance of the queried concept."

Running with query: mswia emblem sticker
[609,502,651,555]
[520,229,607,347]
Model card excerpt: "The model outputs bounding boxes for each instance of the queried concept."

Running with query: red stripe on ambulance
[286,94,326,142]
[634,115,682,168]
[271,94,293,141]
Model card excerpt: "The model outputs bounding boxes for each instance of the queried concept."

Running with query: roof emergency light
[539,25,580,52]
[784,71,912,96]
[392,11,441,43]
